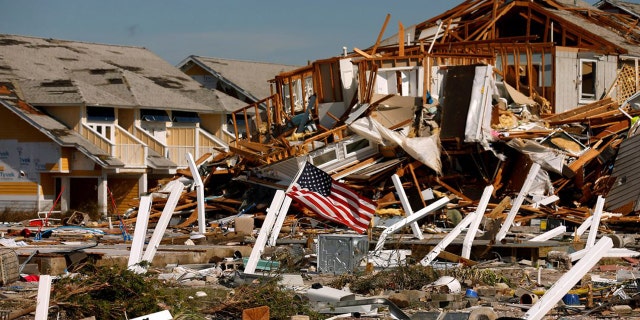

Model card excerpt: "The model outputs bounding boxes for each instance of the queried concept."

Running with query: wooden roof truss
[411,0,632,55]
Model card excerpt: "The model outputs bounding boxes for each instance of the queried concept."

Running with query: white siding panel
[555,49,579,113]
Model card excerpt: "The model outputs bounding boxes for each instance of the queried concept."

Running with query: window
[579,59,597,103]
[311,148,338,167]
[141,109,170,122]
[86,106,115,121]
[86,106,115,141]
[87,123,113,141]
[172,111,200,123]
[344,138,371,155]
[375,67,421,97]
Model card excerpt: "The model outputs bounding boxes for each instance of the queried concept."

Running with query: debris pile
[4,0,640,318]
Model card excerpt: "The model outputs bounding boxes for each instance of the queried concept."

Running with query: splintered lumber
[398,21,405,56]
[543,97,614,123]
[436,250,477,266]
[353,47,373,59]
[436,177,473,202]
[567,147,602,173]
[371,14,391,55]
[487,196,512,219]
[591,120,628,142]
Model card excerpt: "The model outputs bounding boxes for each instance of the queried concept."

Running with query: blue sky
[0,0,608,67]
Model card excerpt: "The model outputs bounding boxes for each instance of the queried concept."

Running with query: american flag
[286,162,376,234]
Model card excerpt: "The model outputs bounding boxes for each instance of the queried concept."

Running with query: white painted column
[374,197,449,252]
[495,163,541,242]
[524,237,613,320]
[574,216,593,238]
[245,190,287,274]
[35,275,52,319]
[391,174,424,240]
[128,195,152,272]
[462,185,494,259]
[138,172,148,195]
[586,196,605,249]
[420,205,484,266]
[186,152,206,234]
[267,196,292,246]
[141,181,184,265]
[97,173,108,218]
[529,225,566,242]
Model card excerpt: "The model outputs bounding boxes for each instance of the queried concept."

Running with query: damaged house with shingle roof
[0,35,255,216]
[177,56,300,142]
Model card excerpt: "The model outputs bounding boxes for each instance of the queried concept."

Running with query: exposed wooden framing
[332,61,342,102]
[526,46,534,97]
[491,0,498,39]
[407,161,426,208]
[287,78,294,115]
[230,94,282,144]
[526,4,532,42]
[435,177,472,202]
[371,14,391,55]
[398,22,405,56]
[468,2,515,41]
[544,97,614,122]
[354,47,373,59]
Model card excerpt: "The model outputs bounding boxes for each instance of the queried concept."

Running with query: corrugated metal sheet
[605,133,640,213]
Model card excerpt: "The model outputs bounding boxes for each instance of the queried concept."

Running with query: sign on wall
[0,140,60,182]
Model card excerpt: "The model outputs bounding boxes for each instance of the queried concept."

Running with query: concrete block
[21,263,40,275]
[234,216,254,235]
[37,255,67,275]
[411,311,442,319]
[431,293,461,302]
[610,304,632,315]
[475,286,497,296]
[388,292,410,308]
[278,274,304,287]
[291,316,310,320]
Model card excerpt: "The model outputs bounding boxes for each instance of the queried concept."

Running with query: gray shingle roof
[181,56,300,100]
[552,8,640,56]
[0,34,241,113]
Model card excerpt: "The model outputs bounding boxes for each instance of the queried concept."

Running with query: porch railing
[115,126,146,167]
[133,125,168,157]
[81,123,113,155]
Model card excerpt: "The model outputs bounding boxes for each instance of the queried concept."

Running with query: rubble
[4,0,640,319]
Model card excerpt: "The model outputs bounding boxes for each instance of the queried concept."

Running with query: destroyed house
[226,0,640,218]
[0,34,251,215]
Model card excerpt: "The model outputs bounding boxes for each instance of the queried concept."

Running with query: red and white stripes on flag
[286,162,376,234]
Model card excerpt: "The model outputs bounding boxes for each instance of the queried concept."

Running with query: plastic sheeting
[506,138,567,175]
[465,65,498,144]
[349,117,441,174]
